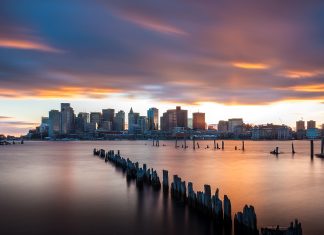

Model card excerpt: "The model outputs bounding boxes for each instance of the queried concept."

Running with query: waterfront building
[251,124,292,140]
[48,110,60,137]
[228,118,243,133]
[114,110,125,131]
[147,108,159,130]
[307,120,316,129]
[160,106,188,131]
[60,103,75,135]
[208,124,217,130]
[218,120,228,132]
[193,112,206,130]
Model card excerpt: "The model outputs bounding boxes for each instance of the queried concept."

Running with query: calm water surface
[0,140,323,235]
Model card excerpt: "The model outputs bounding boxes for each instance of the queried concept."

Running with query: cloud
[232,62,269,70]
[0,121,38,126]
[0,116,11,119]
[0,0,324,105]
[0,38,62,53]
[116,11,187,36]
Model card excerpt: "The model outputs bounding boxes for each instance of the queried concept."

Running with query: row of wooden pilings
[175,138,240,151]
[93,148,302,235]
[0,139,24,145]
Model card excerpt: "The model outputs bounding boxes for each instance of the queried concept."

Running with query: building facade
[48,110,61,137]
[160,106,188,131]
[147,108,159,130]
[192,112,205,130]
[60,103,75,135]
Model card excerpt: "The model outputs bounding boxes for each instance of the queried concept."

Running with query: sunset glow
[0,0,323,135]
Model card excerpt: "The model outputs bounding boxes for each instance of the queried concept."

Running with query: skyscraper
[307,120,316,129]
[49,110,61,137]
[114,110,125,131]
[60,103,75,135]
[193,112,205,130]
[102,109,115,123]
[147,108,159,130]
[128,108,139,134]
[90,112,102,128]
[138,116,148,134]
[160,106,188,131]
[75,112,89,133]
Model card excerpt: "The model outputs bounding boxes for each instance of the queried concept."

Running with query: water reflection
[0,140,323,235]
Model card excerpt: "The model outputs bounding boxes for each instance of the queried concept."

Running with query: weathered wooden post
[242,141,245,151]
[310,140,314,158]
[292,142,296,154]
[162,170,169,192]
[184,136,187,148]
[213,139,216,149]
[193,136,196,150]
[224,195,232,226]
[175,137,178,148]
[321,138,324,154]
[222,141,224,150]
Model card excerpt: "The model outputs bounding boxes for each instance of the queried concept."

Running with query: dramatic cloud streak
[0,39,61,52]
[0,0,323,105]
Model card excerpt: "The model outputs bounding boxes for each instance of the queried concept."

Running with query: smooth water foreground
[0,140,323,235]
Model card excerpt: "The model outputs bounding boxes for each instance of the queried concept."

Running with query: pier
[92,148,303,235]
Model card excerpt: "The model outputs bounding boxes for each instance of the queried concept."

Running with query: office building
[48,110,61,137]
[147,108,159,130]
[296,120,305,131]
[193,112,205,130]
[90,112,102,129]
[307,120,316,129]
[160,106,188,131]
[60,103,75,135]
[114,110,125,131]
[228,118,243,133]
[128,108,139,134]
[218,120,228,132]
[102,109,115,123]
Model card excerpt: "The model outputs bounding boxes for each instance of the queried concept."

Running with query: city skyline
[1,100,324,136]
[1,0,324,135]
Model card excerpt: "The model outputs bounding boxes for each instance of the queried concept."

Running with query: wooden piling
[321,138,324,154]
[292,142,295,154]
[242,141,245,151]
[310,140,314,158]
[193,136,196,150]
[213,139,216,149]
[222,141,224,150]
[175,137,178,148]
[162,170,169,192]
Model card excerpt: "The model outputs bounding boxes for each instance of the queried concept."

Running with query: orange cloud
[289,84,324,92]
[232,62,269,70]
[0,87,121,99]
[281,70,321,79]
[118,12,187,36]
[0,39,62,53]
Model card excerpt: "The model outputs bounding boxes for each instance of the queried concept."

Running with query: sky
[0,0,324,136]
